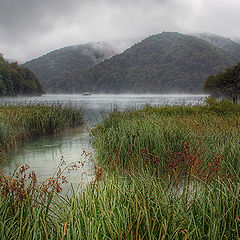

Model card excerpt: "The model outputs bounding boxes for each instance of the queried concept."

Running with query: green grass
[0,103,84,159]
[0,98,240,239]
[91,98,240,182]
[0,171,239,239]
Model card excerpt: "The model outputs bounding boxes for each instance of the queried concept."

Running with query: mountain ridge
[193,32,240,58]
[53,32,239,93]
[23,39,137,91]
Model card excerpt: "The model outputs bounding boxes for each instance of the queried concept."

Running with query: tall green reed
[1,98,240,239]
[0,103,84,159]
[1,167,239,240]
[91,100,240,181]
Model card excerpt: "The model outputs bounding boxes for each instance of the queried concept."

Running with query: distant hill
[0,54,45,96]
[23,41,136,91]
[54,32,239,93]
[194,33,240,58]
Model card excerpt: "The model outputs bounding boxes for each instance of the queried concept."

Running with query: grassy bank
[92,98,240,182]
[0,98,240,239]
[0,103,84,158]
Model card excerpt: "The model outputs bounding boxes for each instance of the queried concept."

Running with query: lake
[1,94,207,193]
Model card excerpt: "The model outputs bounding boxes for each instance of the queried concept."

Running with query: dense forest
[23,42,123,91]
[195,33,240,58]
[51,32,239,93]
[0,54,45,96]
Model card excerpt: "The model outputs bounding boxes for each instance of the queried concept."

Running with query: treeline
[204,62,240,101]
[52,32,239,93]
[0,54,45,96]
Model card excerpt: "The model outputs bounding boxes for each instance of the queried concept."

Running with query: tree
[0,54,45,96]
[203,63,240,103]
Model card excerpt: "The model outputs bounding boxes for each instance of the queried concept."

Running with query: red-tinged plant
[0,164,39,209]
[94,166,103,182]
[0,155,85,210]
[141,148,161,166]
[167,142,225,183]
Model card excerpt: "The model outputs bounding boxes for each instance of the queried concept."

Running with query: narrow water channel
[1,94,207,193]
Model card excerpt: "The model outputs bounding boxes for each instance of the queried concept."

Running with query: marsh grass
[0,157,85,240]
[0,103,84,159]
[91,98,240,183]
[1,98,240,239]
[0,169,239,239]
[64,173,240,239]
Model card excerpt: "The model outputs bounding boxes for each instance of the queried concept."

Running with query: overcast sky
[1,0,240,62]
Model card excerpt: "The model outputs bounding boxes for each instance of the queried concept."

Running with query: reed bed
[91,98,240,182]
[61,174,240,239]
[0,98,240,239]
[0,103,84,158]
[0,169,239,239]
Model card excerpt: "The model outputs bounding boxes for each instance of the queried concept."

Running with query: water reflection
[2,127,94,193]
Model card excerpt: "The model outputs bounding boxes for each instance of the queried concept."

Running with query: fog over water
[1,94,207,123]
[1,94,207,193]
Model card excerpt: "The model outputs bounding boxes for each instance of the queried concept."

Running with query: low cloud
[0,0,239,62]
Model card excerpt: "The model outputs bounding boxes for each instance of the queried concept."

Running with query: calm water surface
[1,94,207,192]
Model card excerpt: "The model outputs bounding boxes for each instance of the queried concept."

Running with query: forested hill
[0,54,45,96]
[194,33,240,58]
[53,32,239,93]
[23,42,122,91]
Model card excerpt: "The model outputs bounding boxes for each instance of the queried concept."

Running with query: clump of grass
[0,103,84,159]
[91,98,240,182]
[0,166,239,240]
[86,98,240,238]
[0,158,84,240]
[63,172,240,239]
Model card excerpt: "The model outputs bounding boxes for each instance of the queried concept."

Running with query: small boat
[82,93,92,96]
